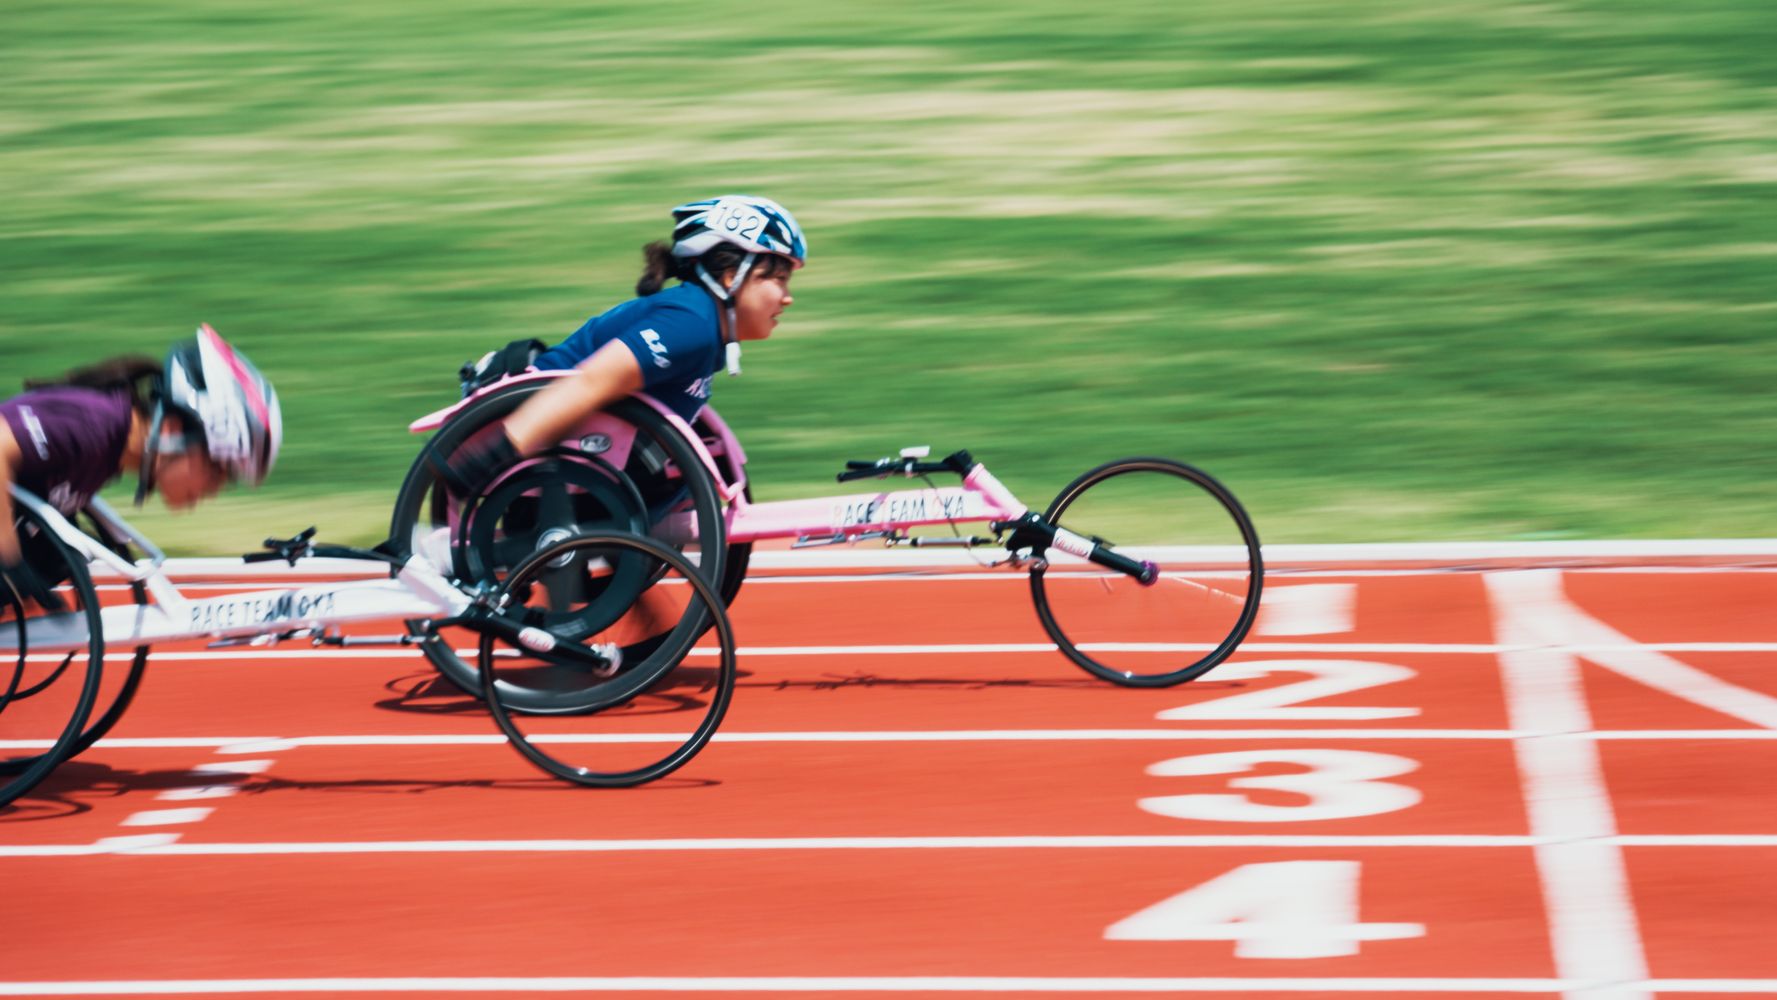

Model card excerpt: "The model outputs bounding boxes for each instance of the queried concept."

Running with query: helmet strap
[724,307,742,376]
[133,403,167,507]
[695,252,759,377]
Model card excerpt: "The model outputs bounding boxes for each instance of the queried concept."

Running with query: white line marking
[1256,584,1355,636]
[153,759,273,801]
[0,977,1769,995]
[1528,596,1777,729]
[0,975,1594,995]
[215,740,300,754]
[1486,570,1651,1000]
[21,640,1777,666]
[89,834,183,853]
[154,785,241,802]
[196,759,275,774]
[119,808,214,827]
[82,539,1777,583]
[7,833,1777,860]
[8,727,1777,755]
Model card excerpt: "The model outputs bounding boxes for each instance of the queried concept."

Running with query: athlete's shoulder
[0,386,133,481]
[2,385,131,423]
[634,282,717,324]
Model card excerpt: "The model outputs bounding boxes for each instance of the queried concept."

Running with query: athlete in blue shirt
[438,194,807,496]
[532,281,725,426]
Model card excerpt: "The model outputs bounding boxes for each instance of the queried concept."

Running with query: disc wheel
[478,529,736,787]
[458,451,652,639]
[1,504,107,809]
[1028,457,1263,687]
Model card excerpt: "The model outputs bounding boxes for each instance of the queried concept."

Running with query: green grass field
[3,0,1773,553]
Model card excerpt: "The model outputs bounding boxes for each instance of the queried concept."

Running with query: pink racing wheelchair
[3,367,1261,805]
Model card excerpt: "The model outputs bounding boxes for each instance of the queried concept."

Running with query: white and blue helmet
[670,195,807,268]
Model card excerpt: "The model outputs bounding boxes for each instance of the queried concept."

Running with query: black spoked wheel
[477,530,736,788]
[55,508,152,760]
[385,384,729,711]
[1,506,107,809]
[1028,458,1263,687]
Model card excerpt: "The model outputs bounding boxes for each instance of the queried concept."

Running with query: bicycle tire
[1028,457,1263,687]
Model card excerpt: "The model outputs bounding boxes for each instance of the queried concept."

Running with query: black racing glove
[428,428,520,500]
[1,553,67,614]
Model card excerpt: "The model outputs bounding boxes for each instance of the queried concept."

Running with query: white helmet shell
[670,195,807,267]
[161,324,282,485]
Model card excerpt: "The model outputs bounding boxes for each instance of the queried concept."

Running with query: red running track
[3,561,1777,999]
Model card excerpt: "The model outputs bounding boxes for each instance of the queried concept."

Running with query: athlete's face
[731,263,794,342]
[153,420,228,510]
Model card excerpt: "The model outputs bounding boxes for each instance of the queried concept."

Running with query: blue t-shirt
[534,283,721,423]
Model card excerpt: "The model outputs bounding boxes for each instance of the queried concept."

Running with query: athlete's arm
[503,340,644,454]
[435,341,645,498]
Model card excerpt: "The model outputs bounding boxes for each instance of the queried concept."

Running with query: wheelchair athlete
[0,325,281,610]
[436,194,806,497]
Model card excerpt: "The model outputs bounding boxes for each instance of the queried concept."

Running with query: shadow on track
[736,672,1252,693]
[0,756,718,817]
[373,668,740,721]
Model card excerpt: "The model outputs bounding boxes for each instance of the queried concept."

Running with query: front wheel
[478,529,737,788]
[1028,458,1263,687]
[1,504,108,809]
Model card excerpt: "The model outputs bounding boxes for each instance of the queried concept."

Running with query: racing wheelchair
[384,361,1265,713]
[4,359,1263,806]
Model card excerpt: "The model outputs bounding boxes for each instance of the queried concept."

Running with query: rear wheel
[1,505,107,808]
[386,386,729,711]
[478,530,736,787]
[1027,458,1262,687]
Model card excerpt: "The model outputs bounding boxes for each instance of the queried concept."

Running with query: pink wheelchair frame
[403,368,1263,697]
[409,370,1032,554]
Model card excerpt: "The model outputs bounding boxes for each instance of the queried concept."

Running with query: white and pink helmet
[152,324,282,487]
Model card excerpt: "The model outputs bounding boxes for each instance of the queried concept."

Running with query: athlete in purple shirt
[1,326,281,609]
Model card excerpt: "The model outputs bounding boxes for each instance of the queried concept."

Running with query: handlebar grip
[241,551,284,564]
[836,467,881,483]
[845,459,887,470]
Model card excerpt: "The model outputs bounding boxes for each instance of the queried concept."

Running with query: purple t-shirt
[1,387,135,515]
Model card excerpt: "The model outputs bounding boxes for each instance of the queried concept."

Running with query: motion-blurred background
[3,0,1772,552]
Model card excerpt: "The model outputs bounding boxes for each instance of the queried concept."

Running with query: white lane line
[1487,570,1651,1000]
[1523,593,1777,729]
[119,808,213,827]
[0,977,1772,995]
[94,565,1777,593]
[97,540,1777,580]
[1256,584,1355,636]
[20,641,1777,665]
[0,975,1591,995]
[153,759,274,801]
[153,785,241,802]
[8,833,1777,860]
[9,727,1777,754]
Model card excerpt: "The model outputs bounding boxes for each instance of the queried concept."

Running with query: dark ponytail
[636,241,678,296]
[635,241,792,297]
[24,356,162,415]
